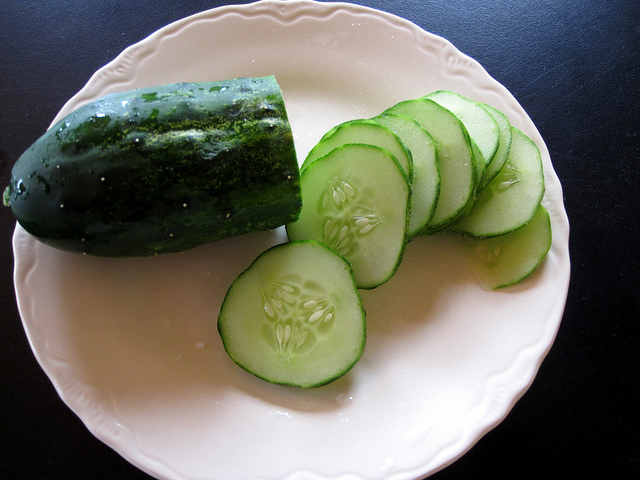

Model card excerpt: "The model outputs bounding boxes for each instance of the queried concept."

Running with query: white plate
[13,1,570,479]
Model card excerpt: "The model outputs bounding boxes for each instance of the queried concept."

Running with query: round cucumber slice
[478,103,512,189]
[465,205,552,290]
[218,240,366,388]
[453,127,545,237]
[386,98,478,234]
[287,143,410,289]
[300,119,413,181]
[426,90,500,169]
[372,113,440,239]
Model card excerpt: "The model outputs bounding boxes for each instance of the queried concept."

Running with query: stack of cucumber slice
[219,90,552,387]
[288,90,551,290]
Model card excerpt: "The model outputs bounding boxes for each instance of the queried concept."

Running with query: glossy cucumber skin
[5,76,301,256]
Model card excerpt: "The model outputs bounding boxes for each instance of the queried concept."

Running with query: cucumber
[4,76,301,256]
[452,127,545,237]
[478,103,512,189]
[465,205,552,290]
[371,113,440,238]
[385,98,478,234]
[286,143,410,289]
[426,90,499,174]
[217,240,366,388]
[300,119,412,180]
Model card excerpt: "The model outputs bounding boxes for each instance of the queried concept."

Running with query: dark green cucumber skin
[5,76,301,256]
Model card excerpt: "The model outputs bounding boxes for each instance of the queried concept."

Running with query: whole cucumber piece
[4,76,301,256]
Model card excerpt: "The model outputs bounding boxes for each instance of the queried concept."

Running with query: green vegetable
[385,98,479,234]
[301,116,429,236]
[426,90,499,179]
[477,103,512,189]
[291,91,550,291]
[217,240,366,388]
[287,143,410,289]
[300,118,412,179]
[465,205,552,290]
[217,89,553,389]
[372,113,440,239]
[4,76,301,256]
[452,127,545,238]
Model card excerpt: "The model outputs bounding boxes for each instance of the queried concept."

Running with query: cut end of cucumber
[218,240,366,388]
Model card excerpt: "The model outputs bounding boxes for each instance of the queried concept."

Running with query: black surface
[1,1,638,479]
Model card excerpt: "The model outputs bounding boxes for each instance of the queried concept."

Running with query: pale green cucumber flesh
[452,127,544,237]
[385,98,478,234]
[427,90,500,167]
[465,205,552,290]
[217,240,365,388]
[372,113,440,239]
[478,103,512,189]
[286,143,410,289]
[301,119,413,181]
[468,137,487,186]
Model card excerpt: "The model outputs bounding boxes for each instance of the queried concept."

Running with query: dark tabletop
[1,1,638,479]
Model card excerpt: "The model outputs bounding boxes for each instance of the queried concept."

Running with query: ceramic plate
[13,1,570,479]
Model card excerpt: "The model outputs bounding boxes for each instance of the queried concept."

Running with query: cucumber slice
[478,103,512,189]
[452,127,545,237]
[427,90,500,169]
[465,205,552,290]
[386,98,478,234]
[218,240,366,388]
[300,119,412,181]
[287,143,410,289]
[372,113,440,239]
